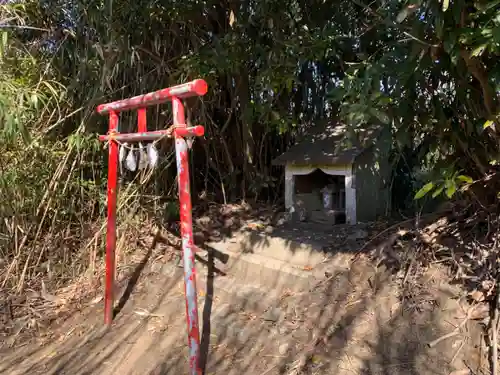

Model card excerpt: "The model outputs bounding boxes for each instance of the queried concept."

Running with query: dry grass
[360,194,500,374]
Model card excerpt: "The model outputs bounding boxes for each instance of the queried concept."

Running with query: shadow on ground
[0,217,485,375]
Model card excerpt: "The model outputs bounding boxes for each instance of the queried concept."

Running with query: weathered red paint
[97,80,207,373]
[104,110,119,325]
[172,95,202,375]
[137,108,147,132]
[174,125,205,138]
[97,79,208,115]
[98,126,204,143]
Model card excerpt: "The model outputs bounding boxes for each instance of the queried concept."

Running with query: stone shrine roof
[272,123,382,166]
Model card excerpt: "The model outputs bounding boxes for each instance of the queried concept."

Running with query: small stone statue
[320,185,333,210]
[297,206,308,222]
[290,202,308,222]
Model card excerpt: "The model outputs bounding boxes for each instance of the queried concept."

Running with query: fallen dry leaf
[469,303,489,320]
[448,370,470,375]
[133,308,164,318]
[468,289,485,302]
[90,296,103,305]
[311,355,322,364]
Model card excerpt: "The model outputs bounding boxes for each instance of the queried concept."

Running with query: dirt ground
[0,234,486,375]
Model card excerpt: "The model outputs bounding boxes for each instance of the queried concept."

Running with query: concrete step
[206,230,329,268]
[151,261,297,317]
[200,236,352,294]
[152,224,353,294]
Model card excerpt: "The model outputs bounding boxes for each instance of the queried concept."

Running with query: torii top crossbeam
[96,79,208,114]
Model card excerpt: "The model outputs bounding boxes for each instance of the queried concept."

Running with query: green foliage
[2,0,498,202]
[414,170,474,200]
[1,0,499,289]
[0,2,110,290]
[329,0,500,209]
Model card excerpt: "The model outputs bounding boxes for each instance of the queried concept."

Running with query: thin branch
[0,24,50,32]
[428,305,477,348]
[492,283,500,375]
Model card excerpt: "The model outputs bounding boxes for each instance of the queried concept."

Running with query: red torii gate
[97,79,208,375]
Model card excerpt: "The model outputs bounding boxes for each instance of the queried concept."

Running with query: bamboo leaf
[30,94,38,109]
[229,10,236,27]
[414,182,434,200]
[471,44,487,57]
[457,175,473,183]
[483,120,494,129]
[445,180,457,198]
[432,185,444,198]
[396,7,410,23]
[1,31,7,51]
[396,4,420,23]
